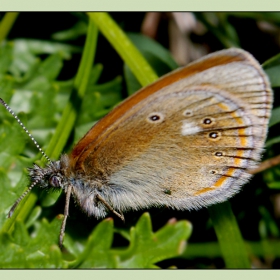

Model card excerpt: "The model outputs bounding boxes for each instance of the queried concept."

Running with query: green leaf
[0,13,19,43]
[25,206,42,228]
[128,33,178,71]
[34,53,64,81]
[0,42,13,74]
[9,39,81,78]
[264,66,280,88]
[263,52,280,87]
[124,33,178,95]
[263,168,280,190]
[208,202,251,268]
[71,218,117,268]
[195,13,240,48]
[269,106,280,127]
[88,13,158,86]
[259,206,280,238]
[52,21,88,41]
[265,135,280,147]
[76,66,123,126]
[113,213,192,268]
[0,217,64,268]
[13,39,81,58]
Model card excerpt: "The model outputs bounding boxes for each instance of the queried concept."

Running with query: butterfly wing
[71,48,272,212]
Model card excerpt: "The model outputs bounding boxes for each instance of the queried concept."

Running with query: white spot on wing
[181,121,202,136]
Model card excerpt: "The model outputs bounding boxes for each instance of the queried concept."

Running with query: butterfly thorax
[28,154,111,218]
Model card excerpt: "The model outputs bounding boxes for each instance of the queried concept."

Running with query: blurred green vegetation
[0,12,280,268]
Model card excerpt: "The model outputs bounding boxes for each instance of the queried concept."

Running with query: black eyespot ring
[203,118,212,124]
[209,132,220,139]
[215,152,223,157]
[150,115,160,121]
[147,112,164,123]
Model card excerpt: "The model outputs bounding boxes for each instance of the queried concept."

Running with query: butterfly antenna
[8,179,40,218]
[0,98,52,164]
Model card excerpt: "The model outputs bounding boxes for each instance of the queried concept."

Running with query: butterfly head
[28,154,72,192]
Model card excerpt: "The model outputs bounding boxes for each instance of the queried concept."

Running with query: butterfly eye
[49,175,61,188]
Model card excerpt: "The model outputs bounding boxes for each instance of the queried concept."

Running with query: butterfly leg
[96,193,125,222]
[59,185,72,249]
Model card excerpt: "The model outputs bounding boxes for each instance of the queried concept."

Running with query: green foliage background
[0,12,280,268]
